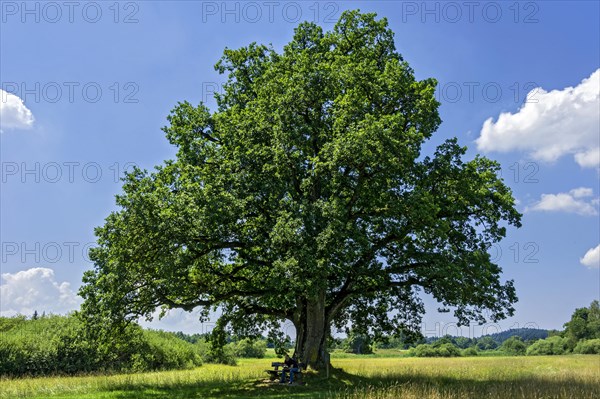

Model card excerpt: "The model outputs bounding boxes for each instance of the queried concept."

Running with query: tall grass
[330,356,600,399]
[0,364,262,398]
[1,355,598,398]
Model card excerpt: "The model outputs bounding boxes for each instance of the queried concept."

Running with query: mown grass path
[1,355,598,398]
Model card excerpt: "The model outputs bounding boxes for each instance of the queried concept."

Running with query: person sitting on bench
[280,354,299,384]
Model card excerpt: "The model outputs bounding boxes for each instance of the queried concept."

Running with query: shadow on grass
[98,366,599,399]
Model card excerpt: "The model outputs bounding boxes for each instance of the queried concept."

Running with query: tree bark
[295,291,328,370]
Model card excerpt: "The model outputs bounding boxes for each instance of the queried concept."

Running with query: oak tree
[80,10,521,369]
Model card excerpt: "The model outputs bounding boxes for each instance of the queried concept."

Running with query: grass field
[1,353,598,399]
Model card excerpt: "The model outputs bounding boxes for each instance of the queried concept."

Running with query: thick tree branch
[193,127,220,144]
[326,232,401,317]
[236,301,292,319]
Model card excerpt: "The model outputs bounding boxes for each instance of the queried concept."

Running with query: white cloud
[476,69,600,169]
[0,268,80,317]
[574,148,600,169]
[580,245,600,268]
[526,188,599,216]
[570,187,594,198]
[0,89,35,132]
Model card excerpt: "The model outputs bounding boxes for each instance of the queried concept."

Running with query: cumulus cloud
[476,69,600,169]
[0,89,35,132]
[580,245,600,269]
[526,187,599,216]
[569,187,594,198]
[0,268,80,317]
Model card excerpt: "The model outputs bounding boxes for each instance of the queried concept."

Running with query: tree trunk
[294,291,328,370]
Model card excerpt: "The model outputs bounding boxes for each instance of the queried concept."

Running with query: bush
[461,346,478,357]
[230,338,267,358]
[137,330,202,371]
[500,336,527,356]
[411,343,461,357]
[475,336,498,351]
[437,343,462,357]
[0,314,99,376]
[343,332,374,354]
[195,339,237,365]
[526,336,568,356]
[411,344,436,357]
[0,316,27,332]
[573,338,600,354]
[0,315,203,377]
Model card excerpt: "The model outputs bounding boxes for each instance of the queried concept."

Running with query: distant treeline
[329,328,549,354]
[333,301,600,357]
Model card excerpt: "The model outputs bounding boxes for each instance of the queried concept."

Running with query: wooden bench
[265,361,305,383]
[265,362,284,381]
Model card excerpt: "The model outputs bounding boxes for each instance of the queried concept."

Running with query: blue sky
[1,1,599,337]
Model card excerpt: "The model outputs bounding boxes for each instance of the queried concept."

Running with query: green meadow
[2,352,598,399]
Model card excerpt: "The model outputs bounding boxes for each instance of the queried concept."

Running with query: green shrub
[0,314,92,376]
[343,332,374,354]
[461,346,478,357]
[526,336,568,356]
[195,339,237,365]
[411,344,436,357]
[0,315,203,377]
[0,316,27,332]
[411,343,461,357]
[476,336,498,350]
[139,330,203,371]
[437,343,462,357]
[500,336,527,356]
[573,338,600,354]
[230,338,267,358]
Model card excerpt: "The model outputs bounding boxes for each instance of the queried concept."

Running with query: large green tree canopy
[80,10,521,369]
